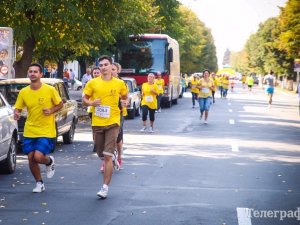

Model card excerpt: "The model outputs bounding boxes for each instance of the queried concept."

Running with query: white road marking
[229,119,235,124]
[228,102,232,106]
[228,109,233,112]
[231,142,239,152]
[237,208,252,225]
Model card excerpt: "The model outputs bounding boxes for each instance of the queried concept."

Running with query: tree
[277,0,300,59]
[176,5,218,74]
[2,0,157,77]
[244,17,293,76]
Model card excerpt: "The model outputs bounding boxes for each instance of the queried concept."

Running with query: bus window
[116,39,167,74]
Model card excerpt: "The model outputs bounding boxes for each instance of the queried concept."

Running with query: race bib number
[95,106,111,118]
[145,95,154,102]
[202,87,209,93]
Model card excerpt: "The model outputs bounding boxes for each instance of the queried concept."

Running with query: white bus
[115,33,181,107]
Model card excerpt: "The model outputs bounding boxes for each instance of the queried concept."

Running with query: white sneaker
[140,126,147,132]
[32,182,45,193]
[158,108,161,113]
[204,120,208,125]
[149,127,154,133]
[97,187,108,199]
[46,156,55,178]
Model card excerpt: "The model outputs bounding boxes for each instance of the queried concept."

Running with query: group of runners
[13,56,166,199]
[186,69,277,123]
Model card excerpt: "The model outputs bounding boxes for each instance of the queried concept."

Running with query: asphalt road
[0,83,300,225]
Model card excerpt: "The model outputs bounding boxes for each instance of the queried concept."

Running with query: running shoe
[204,120,208,125]
[149,127,154,133]
[32,182,45,193]
[140,126,147,132]
[97,187,108,199]
[46,156,55,178]
[158,108,161,113]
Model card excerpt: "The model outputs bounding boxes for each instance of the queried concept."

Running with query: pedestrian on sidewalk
[69,69,76,90]
[81,68,93,88]
[14,63,63,193]
[83,55,128,199]
[263,70,276,108]
[140,73,159,132]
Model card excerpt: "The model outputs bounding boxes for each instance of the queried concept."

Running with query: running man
[83,55,128,199]
[263,70,276,108]
[14,63,63,193]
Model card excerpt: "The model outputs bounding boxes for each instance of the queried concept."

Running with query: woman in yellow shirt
[155,71,164,112]
[197,70,214,124]
[190,75,200,108]
[221,76,229,98]
[140,73,159,132]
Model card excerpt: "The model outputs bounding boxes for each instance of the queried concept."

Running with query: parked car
[122,77,141,119]
[0,92,18,174]
[0,78,78,152]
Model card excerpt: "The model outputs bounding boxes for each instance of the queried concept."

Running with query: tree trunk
[57,59,64,79]
[14,37,35,78]
[78,57,86,80]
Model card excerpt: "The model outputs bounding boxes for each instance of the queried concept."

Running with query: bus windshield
[116,39,167,74]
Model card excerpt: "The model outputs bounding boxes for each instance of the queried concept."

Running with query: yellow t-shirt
[141,82,159,109]
[222,79,229,89]
[198,79,213,98]
[84,77,128,126]
[155,78,165,95]
[190,79,200,94]
[14,84,62,138]
[247,76,254,85]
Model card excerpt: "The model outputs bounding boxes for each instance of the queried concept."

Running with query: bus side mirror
[168,48,173,62]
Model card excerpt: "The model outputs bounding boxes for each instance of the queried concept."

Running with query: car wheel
[1,136,17,174]
[63,121,75,144]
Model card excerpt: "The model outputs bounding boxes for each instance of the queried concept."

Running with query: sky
[179,0,287,68]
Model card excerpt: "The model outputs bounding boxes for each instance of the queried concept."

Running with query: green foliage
[2,0,218,77]
[277,0,300,59]
[235,17,294,76]
[176,5,218,74]
[2,0,157,76]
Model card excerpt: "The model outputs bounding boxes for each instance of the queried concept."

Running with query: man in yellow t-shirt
[140,73,159,132]
[83,55,128,199]
[14,63,63,193]
[154,71,165,112]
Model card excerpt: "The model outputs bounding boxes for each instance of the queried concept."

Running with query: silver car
[0,92,18,174]
[122,77,141,119]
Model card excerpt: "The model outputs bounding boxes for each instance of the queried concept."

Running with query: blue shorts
[22,137,55,155]
[266,86,274,94]
[198,97,212,112]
